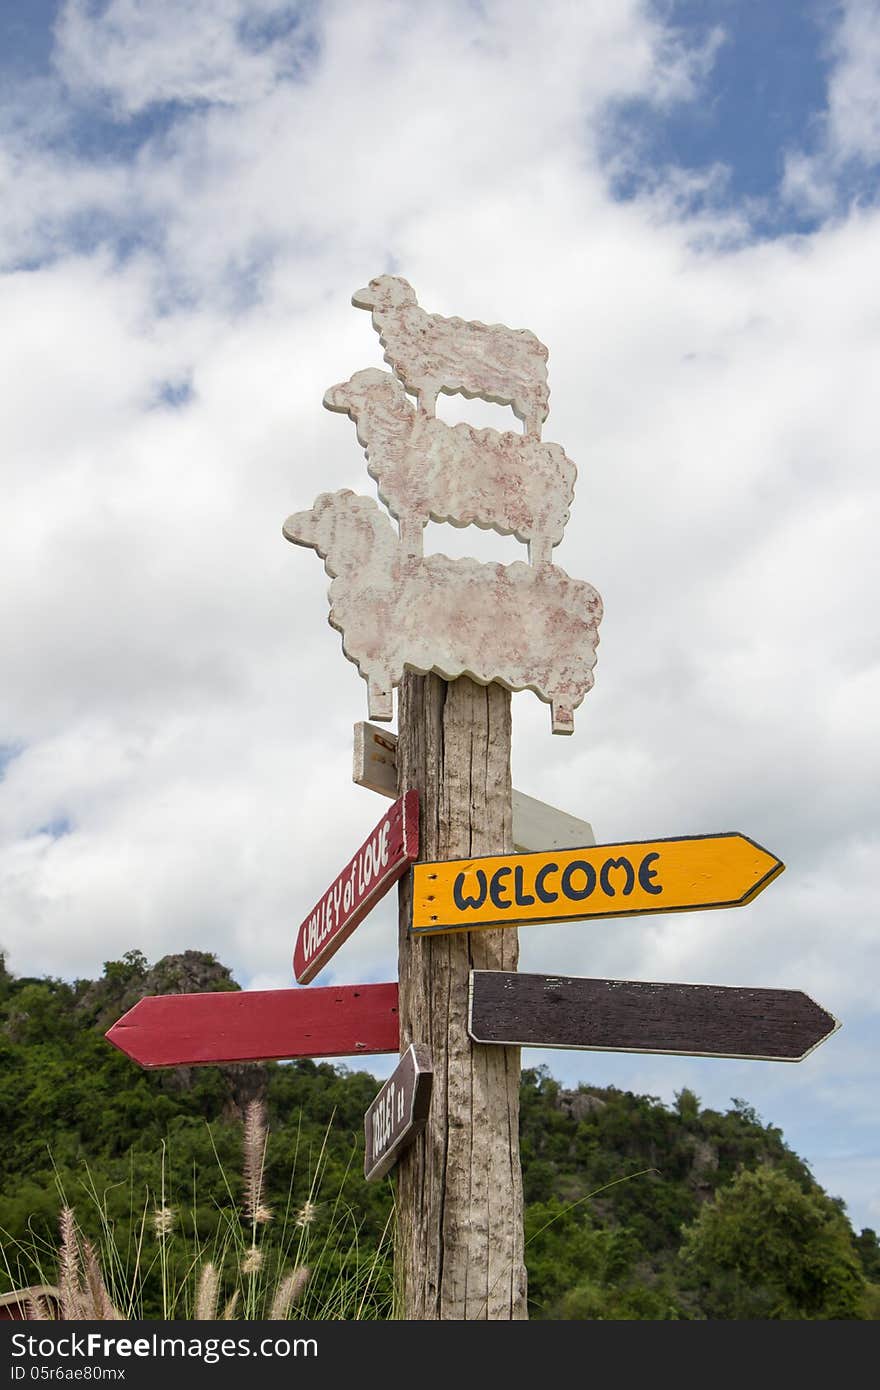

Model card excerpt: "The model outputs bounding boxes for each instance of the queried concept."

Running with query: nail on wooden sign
[294,790,419,984]
[412,832,784,935]
[364,1043,433,1182]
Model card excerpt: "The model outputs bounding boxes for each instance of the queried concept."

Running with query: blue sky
[1,0,867,269]
[1,0,878,1240]
[609,2,833,223]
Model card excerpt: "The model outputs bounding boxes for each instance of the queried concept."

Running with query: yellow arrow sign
[411,833,784,935]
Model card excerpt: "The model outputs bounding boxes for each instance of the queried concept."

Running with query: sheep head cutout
[352,275,550,437]
[283,490,602,735]
[323,369,576,564]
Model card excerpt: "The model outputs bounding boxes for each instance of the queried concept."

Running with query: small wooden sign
[294,790,418,984]
[468,972,840,1062]
[106,983,400,1067]
[353,722,595,851]
[412,832,783,935]
[353,721,400,798]
[364,1043,433,1181]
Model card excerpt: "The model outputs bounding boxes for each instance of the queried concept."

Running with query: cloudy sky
[1,1,878,1233]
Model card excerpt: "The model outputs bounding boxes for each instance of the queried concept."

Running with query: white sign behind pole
[352,722,595,851]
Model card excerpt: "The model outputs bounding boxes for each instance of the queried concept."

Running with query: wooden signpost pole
[395,671,527,1320]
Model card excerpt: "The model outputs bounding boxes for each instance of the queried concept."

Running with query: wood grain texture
[105,984,400,1067]
[468,972,841,1061]
[396,672,527,1320]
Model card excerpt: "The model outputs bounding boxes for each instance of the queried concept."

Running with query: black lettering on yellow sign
[452,851,662,912]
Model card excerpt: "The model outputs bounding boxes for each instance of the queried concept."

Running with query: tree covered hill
[1,948,877,1319]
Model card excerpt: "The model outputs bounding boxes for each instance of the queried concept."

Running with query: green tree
[674,1088,700,1124]
[679,1164,868,1319]
[853,1227,880,1282]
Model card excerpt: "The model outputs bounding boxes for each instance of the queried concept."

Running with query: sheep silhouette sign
[285,277,602,735]
[352,274,550,435]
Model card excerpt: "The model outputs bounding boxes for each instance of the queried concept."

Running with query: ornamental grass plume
[4,1104,393,1320]
[194,1261,220,1321]
[194,1270,244,1320]
[242,1100,272,1227]
[152,1206,175,1240]
[56,1207,120,1320]
[57,1206,79,1319]
[295,1200,317,1229]
[241,1246,263,1277]
[269,1266,310,1320]
[81,1238,118,1320]
[26,1293,53,1321]
[241,1099,274,1290]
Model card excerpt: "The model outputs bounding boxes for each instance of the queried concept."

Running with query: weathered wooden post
[395,671,526,1318]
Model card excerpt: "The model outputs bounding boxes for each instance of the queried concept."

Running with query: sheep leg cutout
[417,382,440,417]
[282,491,602,734]
[551,702,575,736]
[398,514,424,557]
[528,537,553,567]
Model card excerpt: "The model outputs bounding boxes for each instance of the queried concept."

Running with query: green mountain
[1,948,877,1320]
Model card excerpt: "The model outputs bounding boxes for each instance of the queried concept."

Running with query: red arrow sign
[294,790,419,984]
[106,983,400,1068]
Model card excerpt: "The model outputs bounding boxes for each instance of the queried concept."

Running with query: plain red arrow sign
[106,983,400,1068]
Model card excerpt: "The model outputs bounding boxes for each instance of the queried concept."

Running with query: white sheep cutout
[352,275,550,438]
[282,490,602,735]
[323,369,576,565]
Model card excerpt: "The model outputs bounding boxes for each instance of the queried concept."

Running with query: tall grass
[0,1101,394,1320]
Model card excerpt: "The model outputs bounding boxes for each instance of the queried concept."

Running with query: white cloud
[1,0,878,1230]
[53,0,318,113]
[825,0,880,163]
[782,0,880,213]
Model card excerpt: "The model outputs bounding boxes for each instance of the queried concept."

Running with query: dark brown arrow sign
[468,971,840,1062]
[364,1043,433,1181]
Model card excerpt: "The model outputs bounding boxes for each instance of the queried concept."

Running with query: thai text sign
[411,832,783,935]
[364,1043,433,1182]
[294,790,418,983]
